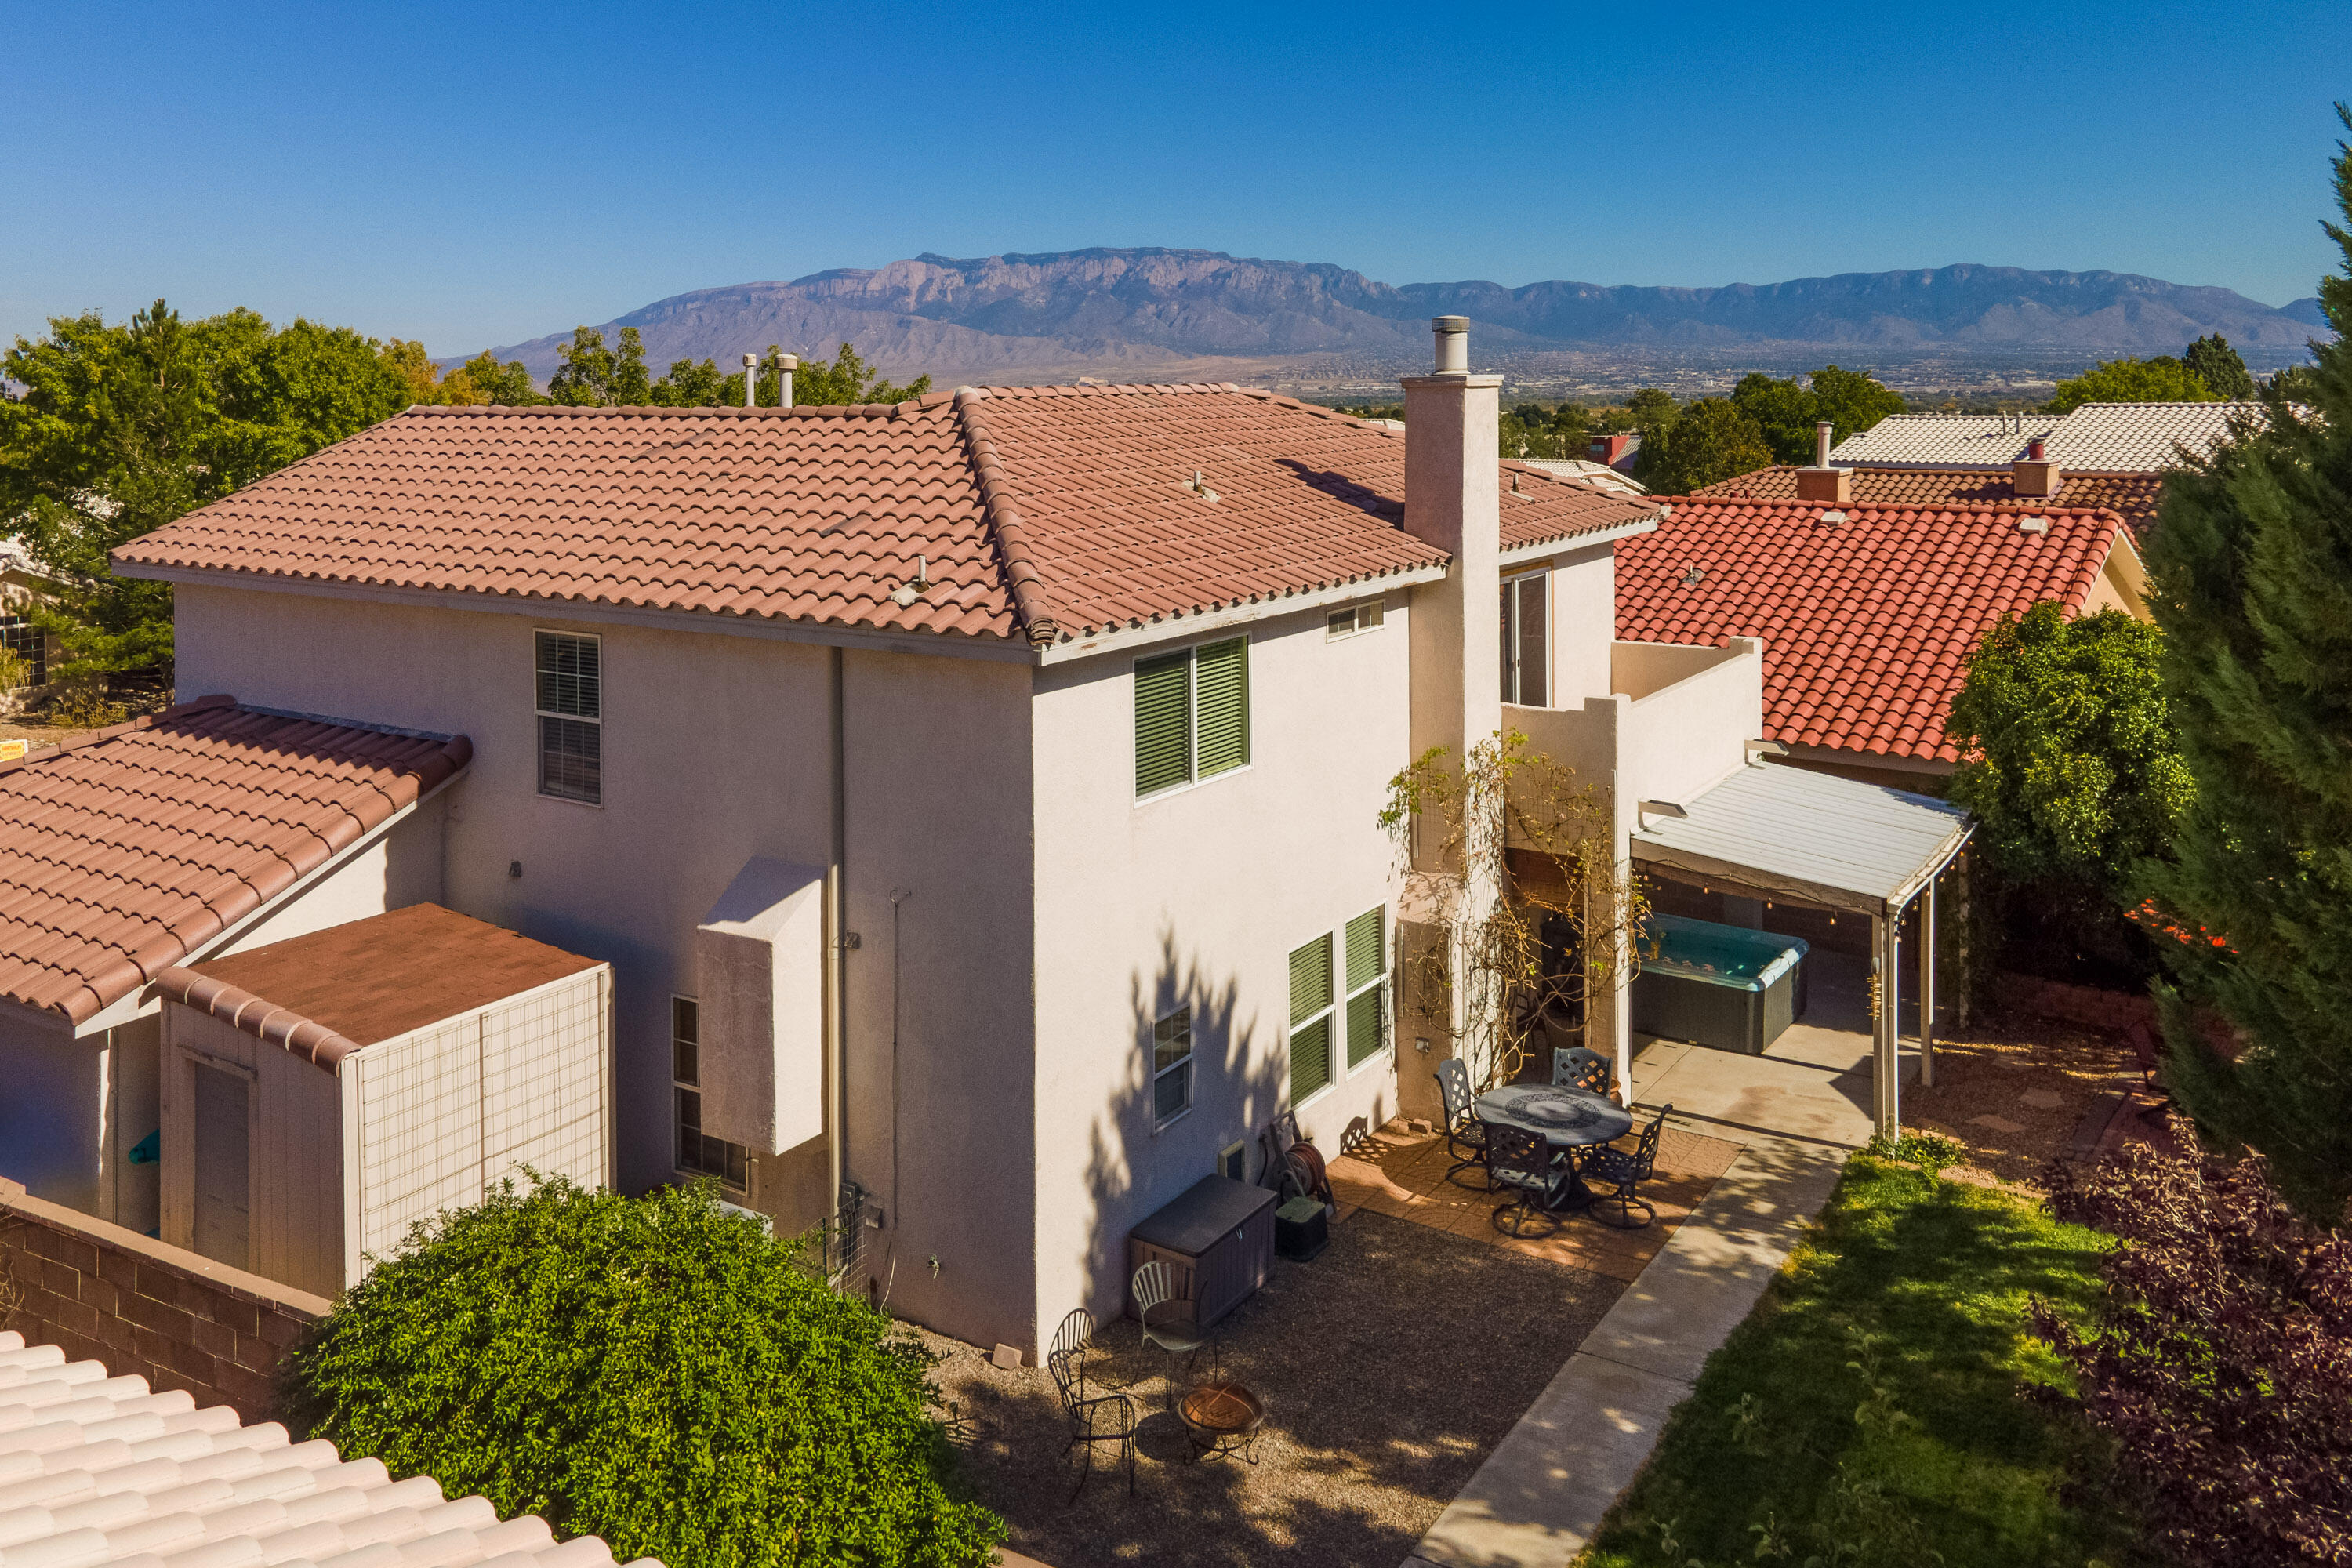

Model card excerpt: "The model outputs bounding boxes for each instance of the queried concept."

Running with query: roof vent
[889,555,933,607]
[1682,566,1705,586]
[1819,509,1849,525]
[2017,515,2050,535]
[1432,317,1470,376]
[1185,470,1220,503]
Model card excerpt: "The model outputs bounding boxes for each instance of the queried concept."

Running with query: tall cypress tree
[2140,105,2352,1222]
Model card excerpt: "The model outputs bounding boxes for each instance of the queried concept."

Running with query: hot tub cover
[1632,762,1970,917]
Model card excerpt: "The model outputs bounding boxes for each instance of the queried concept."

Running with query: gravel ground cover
[1904,1011,2141,1192]
[926,1206,1623,1568]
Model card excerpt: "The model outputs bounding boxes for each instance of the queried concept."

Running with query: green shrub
[283,1177,1003,1568]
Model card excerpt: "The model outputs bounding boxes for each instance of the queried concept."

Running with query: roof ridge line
[952,388,1060,648]
[154,966,359,1071]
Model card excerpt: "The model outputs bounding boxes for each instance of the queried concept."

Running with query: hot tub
[1631,914,1809,1055]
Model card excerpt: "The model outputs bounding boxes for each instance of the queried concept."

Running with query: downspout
[826,644,849,1254]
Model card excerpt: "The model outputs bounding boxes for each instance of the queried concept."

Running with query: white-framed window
[1134,634,1249,799]
[1500,571,1549,706]
[1288,931,1334,1105]
[535,630,603,804]
[1152,1005,1193,1127]
[1344,906,1390,1069]
[671,996,748,1191]
[1327,597,1385,639]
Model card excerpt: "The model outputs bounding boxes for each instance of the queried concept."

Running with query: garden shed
[154,902,612,1298]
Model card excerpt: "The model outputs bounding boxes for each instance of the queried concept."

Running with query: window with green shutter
[1345,906,1388,1066]
[1194,637,1249,777]
[1289,932,1334,1103]
[1134,649,1192,797]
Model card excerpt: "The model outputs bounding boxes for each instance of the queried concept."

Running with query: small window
[1501,572,1548,706]
[672,996,748,1191]
[1134,635,1249,798]
[536,630,602,804]
[1327,599,1385,639]
[1152,1005,1193,1125]
[0,619,46,687]
[1345,906,1389,1068]
[1289,933,1334,1105]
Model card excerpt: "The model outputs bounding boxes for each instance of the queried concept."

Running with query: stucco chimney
[1402,317,1503,792]
[2013,434,2061,498]
[1795,418,1852,503]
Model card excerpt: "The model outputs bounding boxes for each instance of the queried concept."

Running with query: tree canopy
[2136,105,2352,1223]
[2182,334,2256,400]
[285,1177,1004,1568]
[1633,396,1773,492]
[543,330,933,409]
[2047,354,2216,412]
[1730,365,1907,465]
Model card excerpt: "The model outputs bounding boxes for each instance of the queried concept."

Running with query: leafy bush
[2034,1127,2352,1567]
[284,1177,1004,1568]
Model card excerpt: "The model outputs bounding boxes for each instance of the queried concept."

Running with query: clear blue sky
[2,1,2344,355]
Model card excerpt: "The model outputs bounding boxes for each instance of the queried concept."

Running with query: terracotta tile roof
[1618,499,2126,764]
[0,1328,657,1568]
[114,387,1656,646]
[0,696,472,1026]
[157,904,603,1070]
[1692,465,2166,535]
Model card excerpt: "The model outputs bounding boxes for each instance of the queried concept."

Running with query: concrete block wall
[0,1177,328,1421]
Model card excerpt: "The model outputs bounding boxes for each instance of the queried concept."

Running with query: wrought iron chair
[1486,1122,1565,1236]
[1552,1045,1613,1097]
[1047,1308,1134,1501]
[1581,1104,1672,1230]
[1132,1259,1210,1411]
[1433,1058,1490,1189]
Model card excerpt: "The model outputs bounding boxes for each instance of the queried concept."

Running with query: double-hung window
[1344,906,1389,1067]
[535,630,602,804]
[1500,572,1548,706]
[1134,636,1249,798]
[672,997,749,1190]
[1288,933,1334,1105]
[1152,1005,1193,1126]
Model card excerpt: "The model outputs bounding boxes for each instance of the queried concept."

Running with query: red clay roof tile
[1692,465,2165,537]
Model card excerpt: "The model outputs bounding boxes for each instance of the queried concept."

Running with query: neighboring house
[0,320,1972,1355]
[1617,496,2149,787]
[1523,457,1648,499]
[1588,431,1641,474]
[2,536,60,710]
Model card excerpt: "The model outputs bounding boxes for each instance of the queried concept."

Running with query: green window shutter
[1347,985,1386,1067]
[1289,935,1331,1025]
[1194,637,1249,777]
[1291,1018,1331,1102]
[1134,650,1192,796]
[1345,907,1385,992]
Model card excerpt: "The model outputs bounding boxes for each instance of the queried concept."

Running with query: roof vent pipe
[779,352,799,409]
[2027,436,2045,461]
[1814,420,1833,467]
[1432,316,1470,376]
[742,354,757,408]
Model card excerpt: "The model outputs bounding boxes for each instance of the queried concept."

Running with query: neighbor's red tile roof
[0,696,471,1025]
[114,387,1657,646]
[1692,465,2167,536]
[1617,499,2128,764]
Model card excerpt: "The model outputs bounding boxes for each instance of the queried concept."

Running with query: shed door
[192,1064,251,1269]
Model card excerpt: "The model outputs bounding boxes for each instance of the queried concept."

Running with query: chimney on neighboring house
[778,352,799,408]
[1403,316,1503,794]
[2012,434,2061,498]
[742,354,758,408]
[1795,419,1852,503]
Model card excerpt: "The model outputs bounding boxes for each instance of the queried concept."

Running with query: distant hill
[2280,296,2332,328]
[469,249,2328,386]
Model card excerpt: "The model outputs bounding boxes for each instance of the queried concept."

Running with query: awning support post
[1872,909,1900,1139]
[1918,877,1937,1089]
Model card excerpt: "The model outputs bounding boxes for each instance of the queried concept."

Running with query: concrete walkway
[1406,956,1920,1568]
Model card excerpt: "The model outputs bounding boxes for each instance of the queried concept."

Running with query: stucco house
[0,320,1969,1354]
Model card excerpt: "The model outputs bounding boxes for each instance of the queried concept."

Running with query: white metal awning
[1631,762,1971,917]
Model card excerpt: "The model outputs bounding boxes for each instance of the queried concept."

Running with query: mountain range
[472,248,2329,387]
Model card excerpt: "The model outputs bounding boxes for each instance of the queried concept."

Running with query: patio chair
[2124,1022,2171,1102]
[1551,1045,1613,1097]
[1486,1123,1565,1237]
[1581,1103,1673,1230]
[1132,1258,1210,1411]
[1434,1058,1491,1189]
[1047,1308,1135,1501]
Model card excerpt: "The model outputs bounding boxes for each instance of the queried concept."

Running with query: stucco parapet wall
[1610,638,1753,702]
[154,966,360,1071]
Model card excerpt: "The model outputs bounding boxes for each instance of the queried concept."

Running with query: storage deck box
[1127,1175,1277,1329]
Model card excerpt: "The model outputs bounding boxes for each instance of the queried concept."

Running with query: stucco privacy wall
[1029,592,1412,1335]
[171,584,1041,1352]
[0,815,442,1225]
[0,1176,327,1423]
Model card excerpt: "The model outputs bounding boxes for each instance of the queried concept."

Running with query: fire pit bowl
[1178,1379,1265,1464]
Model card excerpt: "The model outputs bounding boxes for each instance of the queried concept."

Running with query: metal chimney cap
[1432,316,1470,333]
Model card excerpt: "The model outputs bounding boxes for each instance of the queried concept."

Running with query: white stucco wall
[171,583,1040,1349]
[1611,639,1764,807]
[1028,592,1413,1338]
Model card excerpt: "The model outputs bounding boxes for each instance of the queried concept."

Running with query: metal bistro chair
[1132,1259,1210,1412]
[1581,1103,1673,1230]
[1433,1058,1491,1189]
[1486,1123,1566,1237]
[1552,1045,1613,1097]
[1047,1308,1135,1501]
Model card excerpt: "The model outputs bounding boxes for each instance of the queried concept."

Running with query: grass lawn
[1581,1149,2148,1568]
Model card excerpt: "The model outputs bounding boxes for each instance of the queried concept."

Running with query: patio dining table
[1475,1083,1635,1210]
